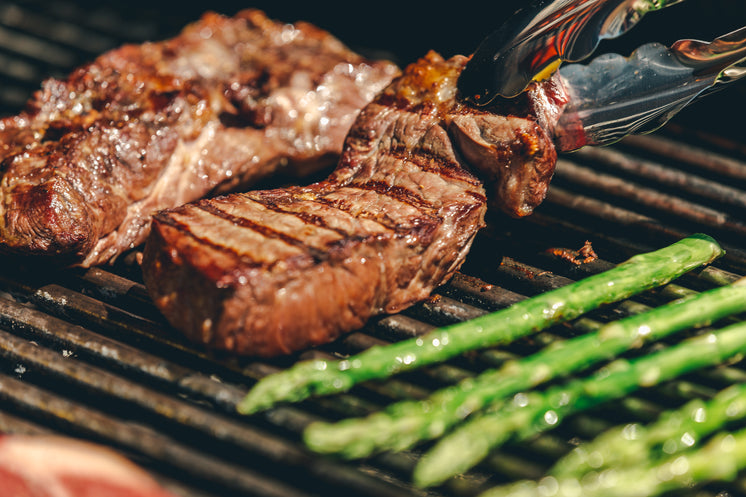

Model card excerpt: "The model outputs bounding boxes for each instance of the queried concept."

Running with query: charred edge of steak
[142,51,561,357]
[0,9,399,267]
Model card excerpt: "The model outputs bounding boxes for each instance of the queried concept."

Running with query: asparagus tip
[236,385,271,415]
[303,421,342,454]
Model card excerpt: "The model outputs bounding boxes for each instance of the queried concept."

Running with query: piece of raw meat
[0,434,178,497]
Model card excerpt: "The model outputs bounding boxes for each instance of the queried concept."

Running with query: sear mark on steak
[0,9,399,267]
[142,51,562,357]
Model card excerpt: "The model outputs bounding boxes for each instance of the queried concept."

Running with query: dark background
[127,0,746,66]
[2,0,745,137]
[158,0,746,140]
[10,0,746,65]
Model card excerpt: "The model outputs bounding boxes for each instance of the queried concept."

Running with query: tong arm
[458,0,684,104]
[554,26,746,151]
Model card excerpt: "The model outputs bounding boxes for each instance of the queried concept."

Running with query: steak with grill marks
[0,9,398,267]
[141,51,563,357]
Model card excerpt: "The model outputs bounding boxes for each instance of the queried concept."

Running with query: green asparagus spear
[551,381,746,478]
[238,235,723,415]
[481,425,746,497]
[303,278,746,458]
[414,319,746,488]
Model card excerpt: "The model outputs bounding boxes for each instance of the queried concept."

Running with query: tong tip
[459,0,686,106]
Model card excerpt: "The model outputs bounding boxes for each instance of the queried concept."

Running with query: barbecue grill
[2,1,746,496]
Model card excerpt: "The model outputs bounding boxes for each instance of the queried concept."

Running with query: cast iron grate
[2,2,746,497]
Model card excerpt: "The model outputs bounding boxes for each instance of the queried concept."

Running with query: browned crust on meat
[0,9,398,266]
[142,52,560,357]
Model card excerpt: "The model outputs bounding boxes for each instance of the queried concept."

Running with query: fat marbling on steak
[0,9,399,266]
[142,51,564,357]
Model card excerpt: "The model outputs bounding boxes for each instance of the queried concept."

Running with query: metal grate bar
[553,160,746,240]
[2,239,745,496]
[1,3,746,496]
[0,1,164,114]
[572,146,746,212]
[623,133,746,183]
[0,322,426,497]
[0,371,313,497]
[524,187,746,274]
[0,3,118,56]
[12,0,162,44]
[0,296,243,410]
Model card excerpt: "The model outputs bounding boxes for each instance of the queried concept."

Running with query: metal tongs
[458,0,746,151]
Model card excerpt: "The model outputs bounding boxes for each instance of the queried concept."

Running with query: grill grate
[2,2,746,497]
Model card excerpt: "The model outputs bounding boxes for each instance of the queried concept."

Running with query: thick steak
[142,52,560,357]
[0,9,398,266]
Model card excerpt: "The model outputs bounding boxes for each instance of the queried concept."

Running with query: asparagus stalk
[551,381,746,479]
[414,319,746,487]
[482,426,746,497]
[238,235,723,415]
[303,278,746,458]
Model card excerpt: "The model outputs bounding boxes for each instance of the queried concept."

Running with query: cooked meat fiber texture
[142,52,561,357]
[0,435,178,497]
[0,9,399,267]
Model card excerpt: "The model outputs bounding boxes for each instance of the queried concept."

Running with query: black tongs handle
[458,0,684,104]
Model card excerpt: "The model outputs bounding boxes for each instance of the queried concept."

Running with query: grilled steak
[142,52,561,357]
[0,9,398,267]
